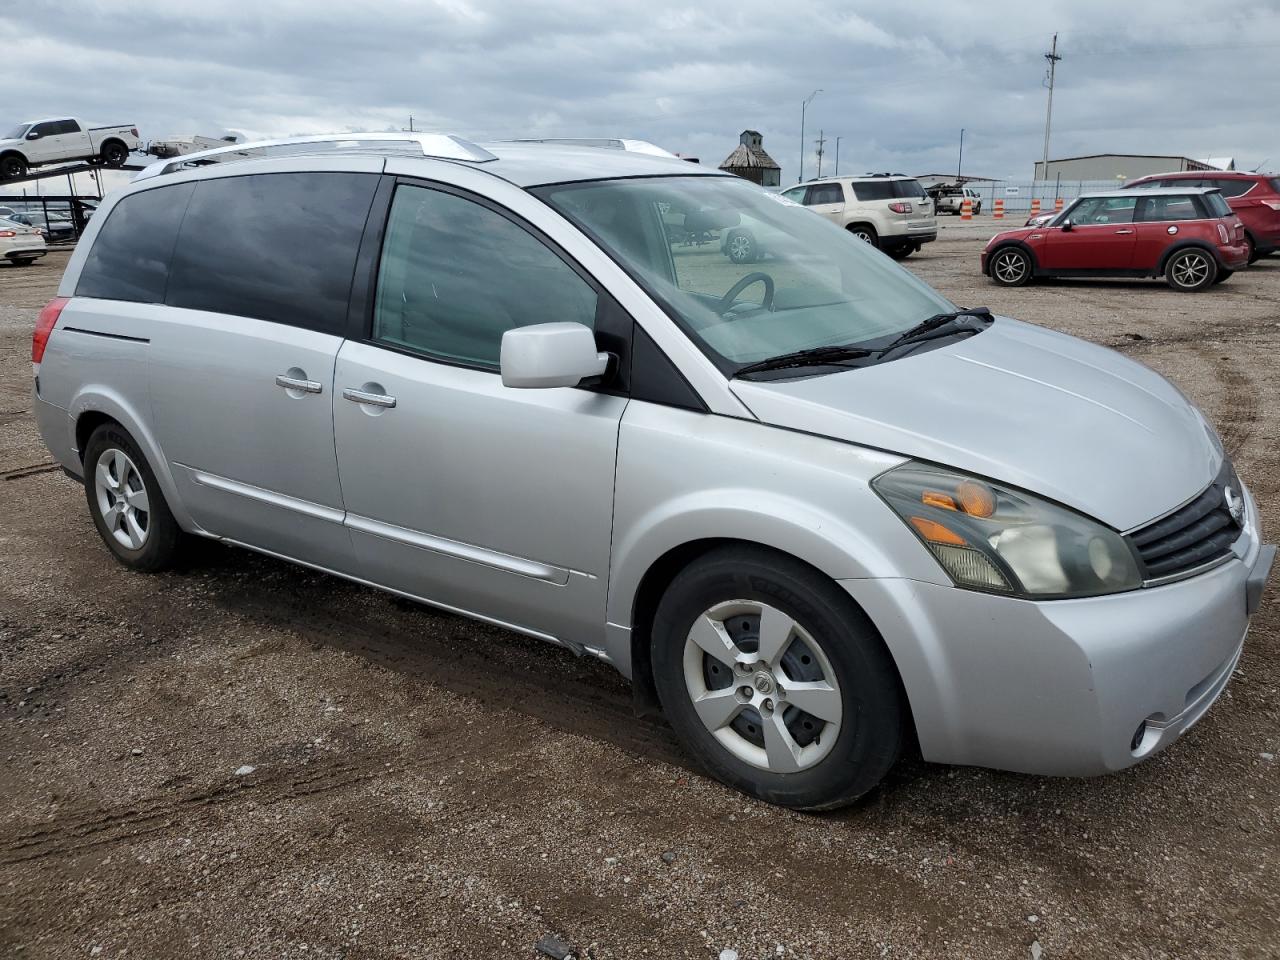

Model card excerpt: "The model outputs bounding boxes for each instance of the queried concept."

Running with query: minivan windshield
[536,176,956,374]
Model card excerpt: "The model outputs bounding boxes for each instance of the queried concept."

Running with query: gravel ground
[1,239,1278,960]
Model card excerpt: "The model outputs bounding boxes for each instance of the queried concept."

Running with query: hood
[986,227,1036,246]
[0,138,24,150]
[730,318,1220,531]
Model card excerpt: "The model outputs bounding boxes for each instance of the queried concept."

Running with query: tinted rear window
[76,183,195,303]
[1204,192,1233,217]
[1209,178,1254,198]
[1271,178,1280,194]
[166,172,377,334]
[851,179,925,201]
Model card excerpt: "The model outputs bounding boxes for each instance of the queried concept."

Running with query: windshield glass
[535,176,954,373]
[3,124,29,140]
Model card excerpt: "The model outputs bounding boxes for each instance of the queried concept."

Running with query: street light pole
[799,89,821,183]
[834,136,842,176]
[957,128,964,182]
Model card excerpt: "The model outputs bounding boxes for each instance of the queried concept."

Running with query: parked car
[12,210,77,243]
[1125,170,1280,263]
[0,117,140,180]
[983,188,1249,291]
[930,183,984,215]
[31,135,1274,810]
[779,174,937,258]
[0,215,46,265]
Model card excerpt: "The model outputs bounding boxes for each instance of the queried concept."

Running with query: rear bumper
[1219,241,1250,269]
[843,484,1272,777]
[2,239,46,258]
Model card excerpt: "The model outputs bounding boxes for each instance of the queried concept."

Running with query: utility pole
[1041,33,1062,178]
[799,89,821,182]
[957,128,965,182]
[404,115,416,133]
[834,136,842,176]
[815,130,826,179]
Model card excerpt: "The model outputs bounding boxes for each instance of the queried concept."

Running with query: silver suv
[32,134,1274,809]
[780,174,937,259]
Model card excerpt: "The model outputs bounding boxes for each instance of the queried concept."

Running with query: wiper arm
[734,343,875,376]
[877,307,992,356]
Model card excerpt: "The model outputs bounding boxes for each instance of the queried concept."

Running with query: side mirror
[26,131,40,140]
[500,322,610,389]
[1060,219,1073,232]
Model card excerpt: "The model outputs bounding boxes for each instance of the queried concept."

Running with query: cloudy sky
[6,0,1279,184]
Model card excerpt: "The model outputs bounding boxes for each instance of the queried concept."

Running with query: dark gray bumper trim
[1247,543,1276,616]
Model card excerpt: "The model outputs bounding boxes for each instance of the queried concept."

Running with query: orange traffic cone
[1054,197,1064,211]
[1030,197,1042,215]
[993,198,1005,220]
[960,197,973,220]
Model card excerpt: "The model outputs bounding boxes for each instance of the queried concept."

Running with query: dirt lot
[2,237,1278,960]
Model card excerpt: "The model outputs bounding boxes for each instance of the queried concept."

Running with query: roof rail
[134,132,497,181]
[500,138,677,159]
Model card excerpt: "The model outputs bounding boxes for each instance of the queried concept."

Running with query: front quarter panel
[605,401,950,670]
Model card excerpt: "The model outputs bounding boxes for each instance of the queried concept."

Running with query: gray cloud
[5,0,1278,182]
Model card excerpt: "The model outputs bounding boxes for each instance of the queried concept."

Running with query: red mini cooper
[982,188,1249,292]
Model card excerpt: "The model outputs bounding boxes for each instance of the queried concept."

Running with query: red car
[982,188,1249,292]
[1125,170,1280,263]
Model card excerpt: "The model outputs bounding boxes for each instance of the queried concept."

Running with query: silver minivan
[32,134,1275,809]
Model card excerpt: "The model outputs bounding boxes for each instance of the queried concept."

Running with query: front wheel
[84,423,184,571]
[651,546,904,810]
[847,224,879,249]
[724,228,757,264]
[0,154,28,180]
[1164,248,1217,291]
[989,246,1032,286]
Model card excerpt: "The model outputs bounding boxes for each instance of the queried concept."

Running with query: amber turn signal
[910,516,966,546]
[955,480,996,518]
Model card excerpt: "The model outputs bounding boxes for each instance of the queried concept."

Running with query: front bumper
[843,488,1273,777]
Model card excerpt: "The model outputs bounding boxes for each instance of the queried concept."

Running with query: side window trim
[357,175,634,394]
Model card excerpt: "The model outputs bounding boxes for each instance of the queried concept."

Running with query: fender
[987,239,1039,275]
[67,384,201,534]
[1158,239,1224,273]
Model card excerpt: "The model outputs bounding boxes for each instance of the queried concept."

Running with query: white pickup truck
[0,118,141,180]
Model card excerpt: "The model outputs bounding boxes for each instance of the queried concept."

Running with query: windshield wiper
[876,307,993,357]
[734,343,876,376]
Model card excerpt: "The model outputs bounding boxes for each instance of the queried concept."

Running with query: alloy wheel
[94,448,150,550]
[993,249,1028,283]
[1170,251,1211,288]
[682,600,843,773]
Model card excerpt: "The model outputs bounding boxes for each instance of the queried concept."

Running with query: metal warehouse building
[1033,154,1223,182]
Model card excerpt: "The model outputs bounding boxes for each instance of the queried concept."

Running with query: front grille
[1128,460,1244,581]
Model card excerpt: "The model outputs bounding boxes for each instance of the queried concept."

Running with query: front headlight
[873,462,1143,599]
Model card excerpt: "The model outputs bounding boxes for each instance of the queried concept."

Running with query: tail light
[888,201,912,214]
[0,230,14,238]
[1263,200,1280,211]
[32,297,68,365]
[1217,223,1230,244]
[130,127,139,138]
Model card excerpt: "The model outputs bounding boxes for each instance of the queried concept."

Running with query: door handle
[342,388,397,409]
[275,374,322,394]
[1114,229,1135,235]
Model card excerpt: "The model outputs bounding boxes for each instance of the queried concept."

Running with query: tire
[887,245,913,260]
[8,257,36,267]
[83,423,183,571]
[0,153,27,180]
[725,228,757,264]
[1164,248,1217,292]
[100,141,128,168]
[651,546,904,810]
[1243,234,1258,265]
[989,245,1032,286]
[847,224,879,249]
[1214,269,1232,284]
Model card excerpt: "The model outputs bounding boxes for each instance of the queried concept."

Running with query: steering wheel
[718,272,775,316]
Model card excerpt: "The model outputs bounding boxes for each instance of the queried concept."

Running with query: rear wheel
[84,423,183,571]
[725,228,757,264]
[989,246,1032,286]
[651,546,904,810]
[887,244,914,260]
[1164,248,1217,291]
[1214,269,1233,284]
[100,141,128,168]
[847,224,879,249]
[1243,233,1258,264]
[8,257,36,267]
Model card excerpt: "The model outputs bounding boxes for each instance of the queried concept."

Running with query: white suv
[780,174,937,259]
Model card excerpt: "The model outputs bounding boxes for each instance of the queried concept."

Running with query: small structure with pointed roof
[719,130,781,187]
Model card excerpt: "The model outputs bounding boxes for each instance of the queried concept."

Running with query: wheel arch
[0,148,29,168]
[985,239,1038,276]
[98,136,127,153]
[1157,240,1222,274]
[69,389,196,532]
